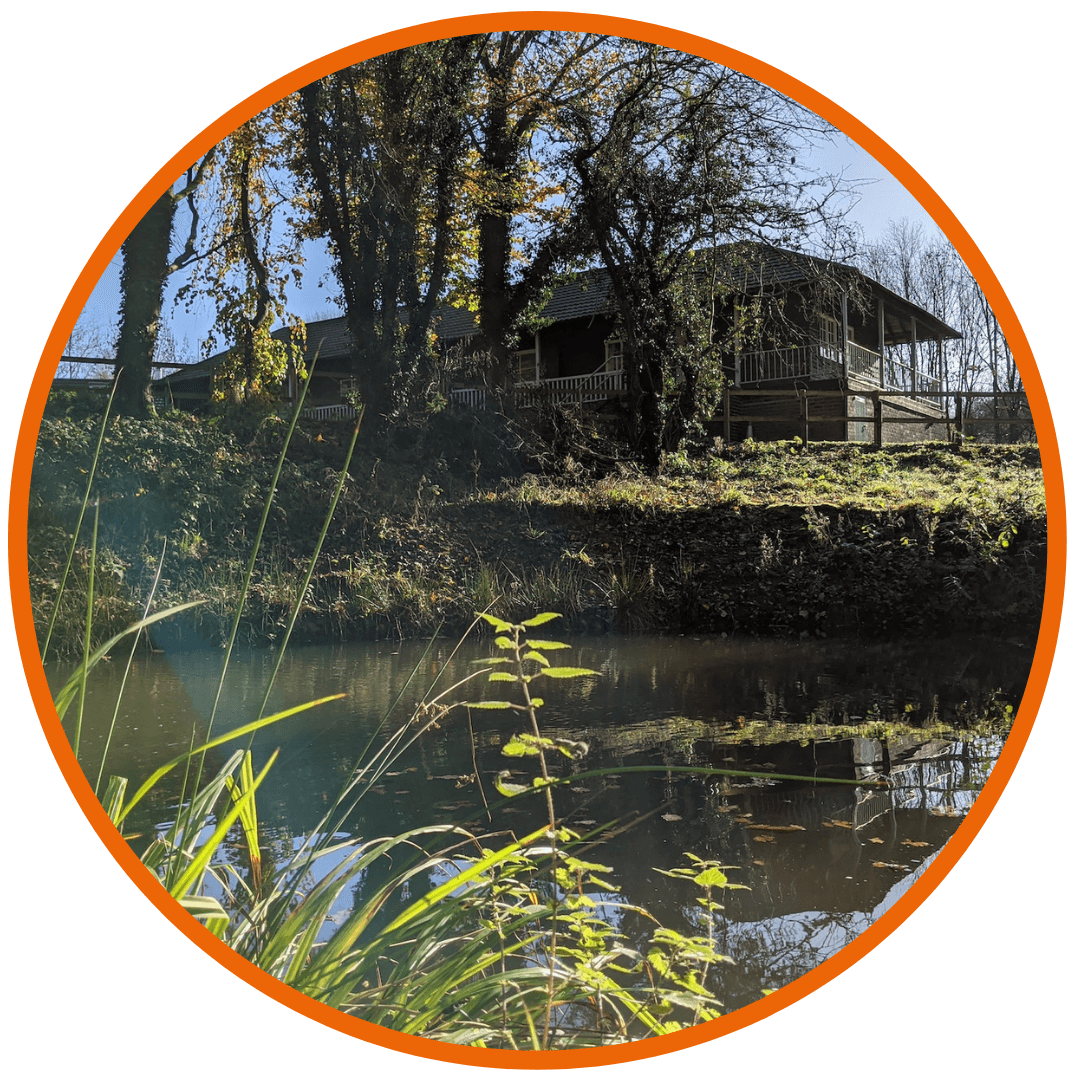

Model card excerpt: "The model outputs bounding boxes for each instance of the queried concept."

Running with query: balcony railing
[449,366,627,411]
[516,366,626,408]
[737,343,841,384]
[302,403,358,421]
[736,341,942,405]
[448,386,488,410]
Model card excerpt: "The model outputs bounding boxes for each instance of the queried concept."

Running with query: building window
[515,348,538,383]
[820,315,840,347]
[604,337,624,371]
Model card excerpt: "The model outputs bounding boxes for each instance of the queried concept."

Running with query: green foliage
[38,390,749,1048]
[464,613,598,845]
[647,854,748,1024]
[454,614,747,1041]
[211,324,306,405]
[58,604,746,1046]
[31,406,1045,656]
[295,39,481,422]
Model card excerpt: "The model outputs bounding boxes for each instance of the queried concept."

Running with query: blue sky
[67,123,940,366]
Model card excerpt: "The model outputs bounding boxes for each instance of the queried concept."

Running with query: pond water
[59,631,1033,1016]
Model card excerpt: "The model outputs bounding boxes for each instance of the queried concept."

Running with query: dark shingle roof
[431,269,616,341]
[536,268,617,323]
[431,305,479,341]
[302,317,353,360]
[158,243,959,388]
[708,243,961,341]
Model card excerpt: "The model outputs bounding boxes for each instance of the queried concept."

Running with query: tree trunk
[113,188,175,416]
[476,84,515,397]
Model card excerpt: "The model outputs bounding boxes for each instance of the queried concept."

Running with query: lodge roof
[711,243,962,343]
[157,243,958,387]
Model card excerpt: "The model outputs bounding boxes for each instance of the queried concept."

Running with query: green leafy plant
[653,854,748,1026]
[39,380,754,1048]
[453,613,760,1043]
[466,612,596,828]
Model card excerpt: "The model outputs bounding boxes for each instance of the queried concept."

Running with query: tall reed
[40,384,878,1048]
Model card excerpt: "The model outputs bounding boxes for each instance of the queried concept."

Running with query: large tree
[175,103,307,404]
[564,48,844,463]
[112,156,214,416]
[465,31,632,393]
[294,38,481,425]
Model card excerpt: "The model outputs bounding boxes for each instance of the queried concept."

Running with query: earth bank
[29,405,1046,656]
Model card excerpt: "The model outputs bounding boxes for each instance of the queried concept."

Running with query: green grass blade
[71,501,99,762]
[101,775,127,825]
[179,895,231,938]
[41,374,118,663]
[52,601,205,721]
[381,825,549,938]
[253,410,363,725]
[116,693,344,826]
[94,538,170,797]
[223,750,262,891]
[185,349,321,804]
[169,750,278,900]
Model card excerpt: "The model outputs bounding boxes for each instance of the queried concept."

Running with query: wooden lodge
[155,243,961,443]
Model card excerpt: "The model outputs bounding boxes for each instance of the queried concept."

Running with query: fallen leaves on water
[747,823,805,832]
[661,813,683,822]
[868,837,885,844]
[902,839,931,847]
[872,861,906,870]
[753,834,777,844]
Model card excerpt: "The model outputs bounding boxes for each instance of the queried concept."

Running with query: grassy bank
[30,406,1046,657]
[32,404,1032,1046]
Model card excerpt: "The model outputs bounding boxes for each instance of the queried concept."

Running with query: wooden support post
[841,292,849,383]
[723,385,731,445]
[910,317,918,397]
[955,392,963,439]
[877,298,885,387]
[801,390,810,445]
[872,390,883,448]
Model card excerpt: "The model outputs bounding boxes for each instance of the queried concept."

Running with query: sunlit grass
[482,442,1043,518]
[31,410,1045,654]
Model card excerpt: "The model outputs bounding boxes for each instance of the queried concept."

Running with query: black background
[23,14,1054,1062]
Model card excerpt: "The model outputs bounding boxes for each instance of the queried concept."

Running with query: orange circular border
[9,11,1065,1071]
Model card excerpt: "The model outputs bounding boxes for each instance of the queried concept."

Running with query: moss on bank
[29,408,1046,657]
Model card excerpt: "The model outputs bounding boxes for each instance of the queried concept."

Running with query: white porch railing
[302,403,358,421]
[449,386,487,410]
[449,367,627,411]
[737,344,841,384]
[879,354,943,404]
[737,341,941,405]
[846,342,880,382]
[517,366,626,407]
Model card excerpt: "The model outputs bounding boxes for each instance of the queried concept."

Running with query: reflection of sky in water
[706,854,938,1006]
[62,635,1024,1014]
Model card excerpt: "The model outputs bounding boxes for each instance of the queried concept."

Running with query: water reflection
[54,633,1030,1012]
